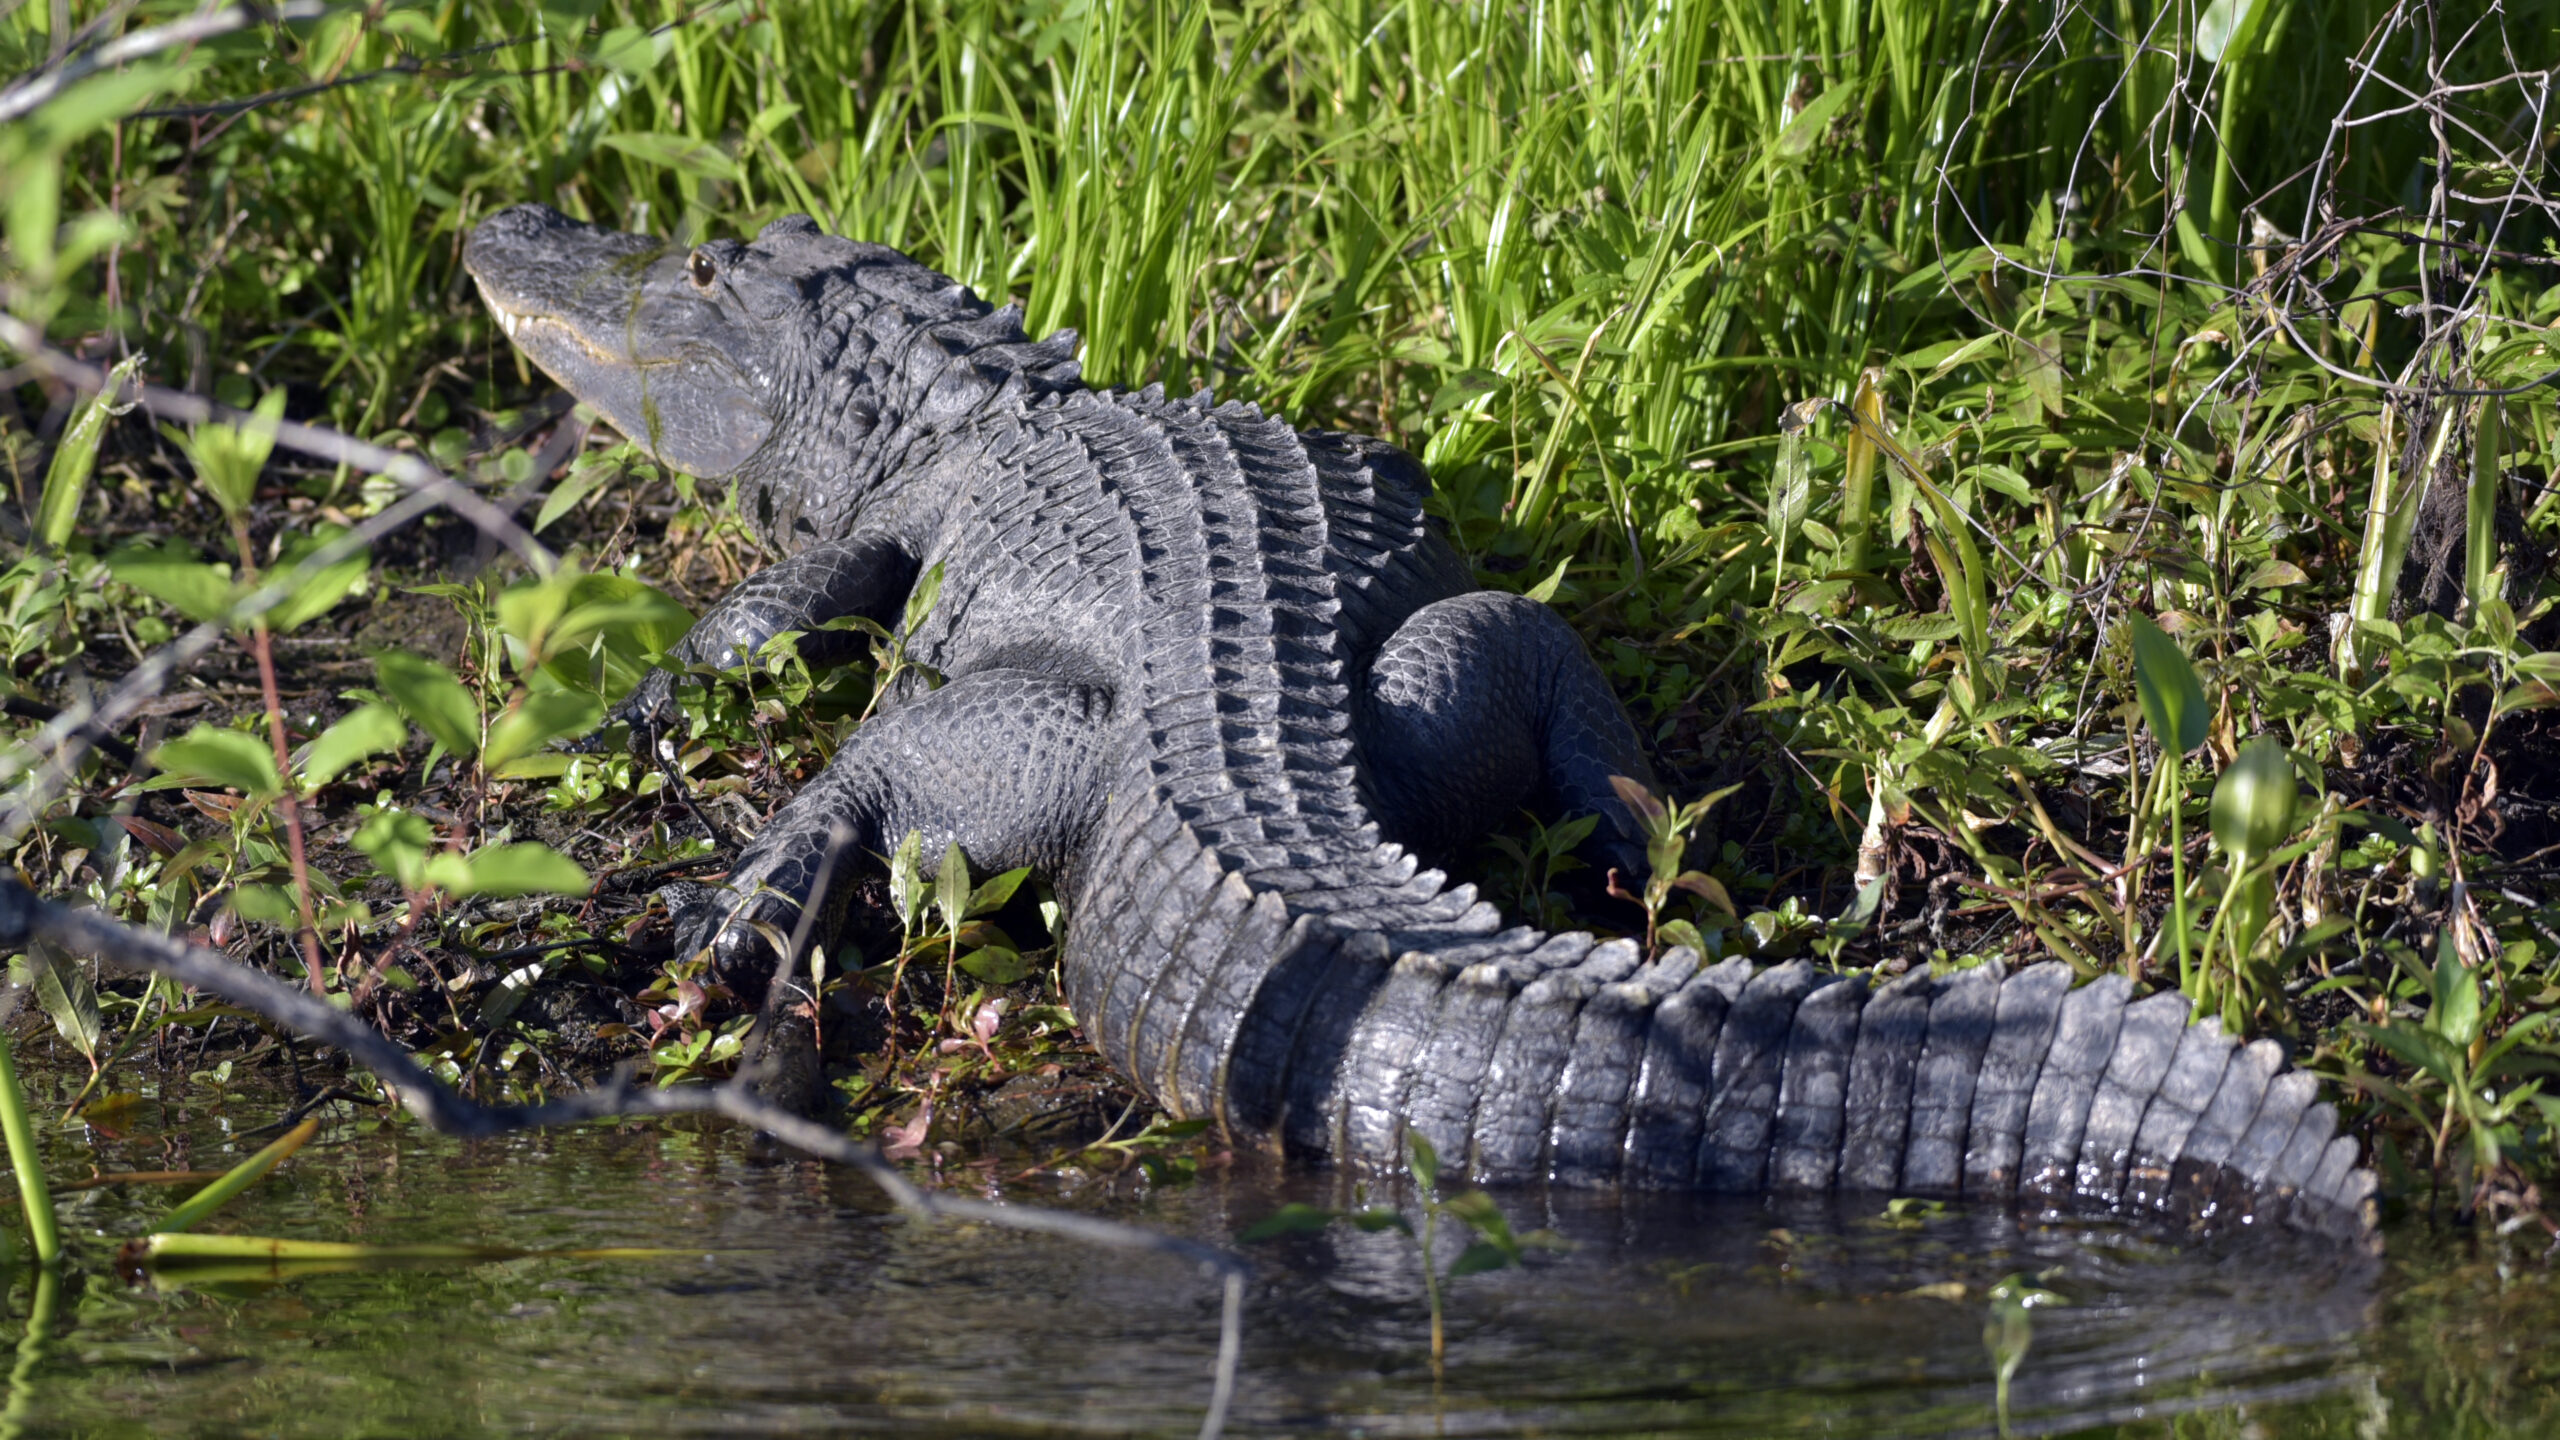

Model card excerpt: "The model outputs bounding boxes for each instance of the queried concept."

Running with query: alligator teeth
[499,310,520,339]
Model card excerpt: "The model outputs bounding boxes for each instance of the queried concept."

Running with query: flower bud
[2210,735,2298,866]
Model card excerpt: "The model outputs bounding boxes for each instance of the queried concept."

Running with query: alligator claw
[581,669,683,757]
[664,880,791,993]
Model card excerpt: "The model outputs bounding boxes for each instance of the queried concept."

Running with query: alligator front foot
[664,878,799,993]
[567,668,683,756]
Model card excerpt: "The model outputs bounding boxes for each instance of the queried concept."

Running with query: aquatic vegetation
[1241,1131,1565,1367]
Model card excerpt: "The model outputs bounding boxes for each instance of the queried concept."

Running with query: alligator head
[463,205,1080,537]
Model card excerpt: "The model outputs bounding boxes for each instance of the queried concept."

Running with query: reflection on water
[0,1078,2551,1438]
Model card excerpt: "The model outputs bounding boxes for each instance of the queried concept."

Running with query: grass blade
[153,1117,320,1234]
[0,1035,57,1265]
[31,354,141,553]
[2467,398,2503,618]
[127,1233,698,1289]
[1838,367,1886,576]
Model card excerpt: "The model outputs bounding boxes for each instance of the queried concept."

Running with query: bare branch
[0,0,328,124]
[0,314,549,571]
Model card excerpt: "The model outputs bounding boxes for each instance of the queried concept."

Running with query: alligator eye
[687,249,717,289]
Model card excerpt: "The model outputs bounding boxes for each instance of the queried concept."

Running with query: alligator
[463,204,2376,1241]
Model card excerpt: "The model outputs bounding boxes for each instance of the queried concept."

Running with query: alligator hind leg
[667,665,1117,1013]
[1354,589,1656,873]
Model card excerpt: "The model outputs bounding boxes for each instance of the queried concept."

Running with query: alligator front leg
[1354,589,1656,876]
[664,667,1119,1099]
[616,532,919,741]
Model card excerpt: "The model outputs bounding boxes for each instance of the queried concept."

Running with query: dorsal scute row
[1099,391,1440,923]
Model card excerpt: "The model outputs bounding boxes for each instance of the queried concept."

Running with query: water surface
[3,1073,2552,1438]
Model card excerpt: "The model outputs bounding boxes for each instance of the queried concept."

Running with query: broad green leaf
[588,24,666,75]
[150,726,281,797]
[352,809,436,890]
[2128,613,2209,755]
[172,388,287,522]
[902,561,947,640]
[1448,1240,1518,1278]
[1407,1129,1440,1193]
[14,940,100,1063]
[1768,428,1810,551]
[1348,1207,1413,1235]
[955,946,1031,984]
[888,829,925,930]
[496,571,581,660]
[539,0,604,39]
[2430,935,2482,1049]
[1970,464,2036,507]
[482,691,604,772]
[297,704,407,788]
[1770,83,1854,163]
[35,354,142,551]
[6,153,58,273]
[29,66,182,149]
[375,651,481,757]
[266,526,370,632]
[541,575,694,698]
[599,131,738,182]
[2360,1021,2464,1086]
[227,883,297,923]
[427,843,591,899]
[2195,0,2262,63]
[1238,1203,1338,1242]
[935,842,971,933]
[965,865,1033,919]
[105,543,235,623]
[2242,558,2309,590]
[533,462,611,534]
[1439,1189,1516,1249]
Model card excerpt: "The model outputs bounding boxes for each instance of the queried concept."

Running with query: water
[3,1075,2555,1438]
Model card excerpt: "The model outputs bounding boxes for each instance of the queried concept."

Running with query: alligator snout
[463,202,775,478]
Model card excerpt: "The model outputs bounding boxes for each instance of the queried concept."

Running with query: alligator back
[1018,385,2374,1244]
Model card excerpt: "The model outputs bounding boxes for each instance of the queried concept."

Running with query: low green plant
[2353,925,2560,1208]
[1984,1272,2066,1436]
[0,1031,53,1266]
[1242,1131,1562,1367]
[878,830,1035,1036]
[1604,776,1741,957]
[1481,810,1598,932]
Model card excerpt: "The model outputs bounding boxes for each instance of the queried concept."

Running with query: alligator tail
[1061,791,2376,1245]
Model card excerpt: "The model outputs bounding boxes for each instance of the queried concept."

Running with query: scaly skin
[464,205,2374,1240]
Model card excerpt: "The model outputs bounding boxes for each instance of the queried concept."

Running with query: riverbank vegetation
[0,0,2555,1229]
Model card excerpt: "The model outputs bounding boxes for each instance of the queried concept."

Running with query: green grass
[1,0,2558,1222]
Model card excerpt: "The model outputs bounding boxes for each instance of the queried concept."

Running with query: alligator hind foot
[1355,588,1659,877]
